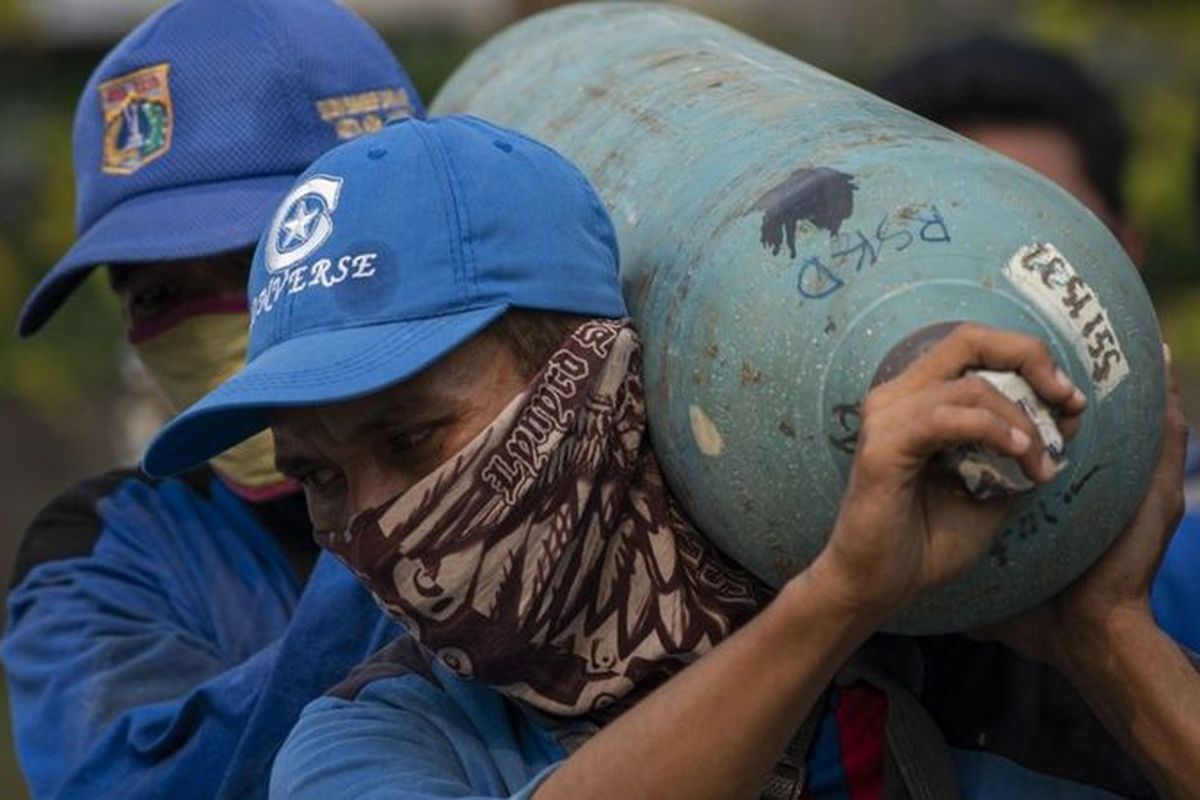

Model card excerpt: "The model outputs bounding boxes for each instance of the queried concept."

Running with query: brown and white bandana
[318,318,768,717]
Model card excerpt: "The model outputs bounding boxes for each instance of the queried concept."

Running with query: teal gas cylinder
[432,2,1164,633]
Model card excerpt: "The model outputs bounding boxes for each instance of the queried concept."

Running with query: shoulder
[293,635,537,750]
[10,466,214,590]
[275,638,482,794]
[274,636,566,800]
[328,634,439,701]
[12,468,142,590]
[304,636,480,736]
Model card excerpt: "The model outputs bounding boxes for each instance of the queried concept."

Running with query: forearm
[1057,608,1200,799]
[534,563,880,800]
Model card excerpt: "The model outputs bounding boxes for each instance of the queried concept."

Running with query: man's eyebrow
[342,392,446,440]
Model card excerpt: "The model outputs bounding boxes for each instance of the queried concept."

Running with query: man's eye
[387,427,434,454]
[300,466,342,491]
[129,282,184,322]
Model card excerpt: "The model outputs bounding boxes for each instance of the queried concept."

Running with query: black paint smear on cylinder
[751,167,857,257]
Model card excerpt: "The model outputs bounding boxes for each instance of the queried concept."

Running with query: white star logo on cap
[265,175,343,273]
[279,199,322,249]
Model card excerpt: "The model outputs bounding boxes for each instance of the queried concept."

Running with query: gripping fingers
[903,324,1087,416]
[888,376,1055,484]
[921,404,1033,463]
[947,374,1060,482]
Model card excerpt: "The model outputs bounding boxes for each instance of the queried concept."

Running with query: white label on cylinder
[1003,242,1129,399]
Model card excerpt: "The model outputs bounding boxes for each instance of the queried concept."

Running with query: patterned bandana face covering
[319,319,768,717]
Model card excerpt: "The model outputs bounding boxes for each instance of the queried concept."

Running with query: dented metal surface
[433,2,1164,633]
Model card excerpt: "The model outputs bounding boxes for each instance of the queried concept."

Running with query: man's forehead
[271,381,429,448]
[270,333,512,451]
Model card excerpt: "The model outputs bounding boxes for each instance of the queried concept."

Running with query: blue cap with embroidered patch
[142,114,625,476]
[17,0,423,337]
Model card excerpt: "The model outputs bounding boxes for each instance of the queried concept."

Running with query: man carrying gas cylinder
[144,111,1200,799]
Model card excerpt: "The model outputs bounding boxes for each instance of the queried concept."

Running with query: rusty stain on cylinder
[740,361,762,385]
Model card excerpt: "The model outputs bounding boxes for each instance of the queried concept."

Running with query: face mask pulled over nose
[319,319,767,718]
[131,295,295,499]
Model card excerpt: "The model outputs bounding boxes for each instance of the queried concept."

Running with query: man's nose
[344,460,403,519]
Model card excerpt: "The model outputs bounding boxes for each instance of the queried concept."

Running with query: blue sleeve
[270,672,563,800]
[212,555,401,799]
[1152,508,1200,653]
[2,475,393,800]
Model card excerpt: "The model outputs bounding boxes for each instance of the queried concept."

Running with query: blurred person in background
[2,0,423,797]
[877,33,1200,653]
[876,34,1142,263]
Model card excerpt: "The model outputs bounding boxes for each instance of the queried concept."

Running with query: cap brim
[18,173,298,337]
[142,304,509,477]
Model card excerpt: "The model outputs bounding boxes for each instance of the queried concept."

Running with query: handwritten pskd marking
[797,256,844,299]
[1003,242,1129,398]
[785,204,952,301]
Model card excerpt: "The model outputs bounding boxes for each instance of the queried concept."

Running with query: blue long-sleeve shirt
[270,634,1155,799]
[2,468,399,799]
[268,497,1200,800]
[1152,508,1200,654]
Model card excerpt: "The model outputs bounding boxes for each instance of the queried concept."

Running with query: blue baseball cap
[142,115,625,476]
[18,0,423,337]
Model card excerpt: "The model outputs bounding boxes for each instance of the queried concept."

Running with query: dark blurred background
[0,0,1196,795]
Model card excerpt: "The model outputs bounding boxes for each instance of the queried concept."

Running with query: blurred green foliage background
[0,0,1196,796]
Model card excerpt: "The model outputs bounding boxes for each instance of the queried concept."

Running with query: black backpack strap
[839,637,960,800]
[760,695,826,800]
[759,637,961,800]
[840,660,959,800]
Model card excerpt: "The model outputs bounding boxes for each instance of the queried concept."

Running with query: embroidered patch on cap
[315,86,413,141]
[100,63,173,175]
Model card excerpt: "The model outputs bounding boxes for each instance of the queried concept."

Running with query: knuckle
[861,390,889,419]
[927,404,951,427]
[959,375,991,404]
[851,444,886,483]
[984,411,1010,439]
[928,404,967,437]
[924,409,953,441]
[858,415,882,446]
[954,322,983,341]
